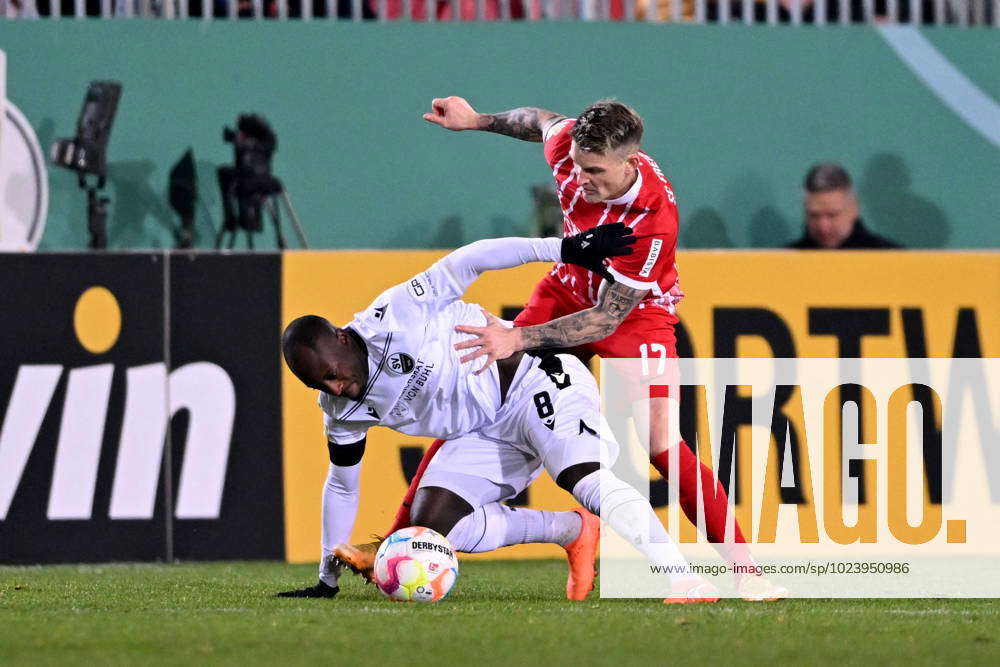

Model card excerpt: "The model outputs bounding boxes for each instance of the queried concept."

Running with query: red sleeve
[543,119,574,168]
[606,208,678,293]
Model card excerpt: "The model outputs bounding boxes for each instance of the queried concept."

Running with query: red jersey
[542,119,684,316]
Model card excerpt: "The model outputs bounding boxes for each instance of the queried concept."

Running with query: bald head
[282,315,336,366]
[282,315,369,400]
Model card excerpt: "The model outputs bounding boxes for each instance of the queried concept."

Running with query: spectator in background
[705,0,953,23]
[207,0,376,18]
[3,0,39,16]
[369,0,525,20]
[634,0,693,20]
[787,162,902,249]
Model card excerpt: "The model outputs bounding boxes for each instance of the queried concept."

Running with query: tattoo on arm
[483,107,565,142]
[599,280,645,321]
[517,282,646,350]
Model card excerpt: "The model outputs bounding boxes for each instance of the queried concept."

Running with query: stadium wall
[2,250,997,564]
[1,22,998,251]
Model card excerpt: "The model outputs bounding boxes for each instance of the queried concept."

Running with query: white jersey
[319,238,562,448]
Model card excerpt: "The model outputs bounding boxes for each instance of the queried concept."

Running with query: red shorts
[513,273,680,403]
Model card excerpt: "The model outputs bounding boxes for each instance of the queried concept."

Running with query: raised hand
[422,96,482,131]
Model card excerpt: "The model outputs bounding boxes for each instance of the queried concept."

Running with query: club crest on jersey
[387,352,415,375]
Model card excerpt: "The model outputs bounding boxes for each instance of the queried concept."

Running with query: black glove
[560,222,636,283]
[276,580,339,598]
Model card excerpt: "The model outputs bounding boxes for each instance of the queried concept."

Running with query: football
[373,526,459,603]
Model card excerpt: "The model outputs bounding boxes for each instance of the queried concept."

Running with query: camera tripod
[215,171,309,250]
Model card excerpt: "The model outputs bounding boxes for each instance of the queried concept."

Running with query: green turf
[0,560,996,666]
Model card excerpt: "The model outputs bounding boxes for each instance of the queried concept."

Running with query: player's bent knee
[555,461,600,495]
[410,486,474,536]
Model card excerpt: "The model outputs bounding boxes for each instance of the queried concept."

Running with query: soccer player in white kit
[279,230,718,603]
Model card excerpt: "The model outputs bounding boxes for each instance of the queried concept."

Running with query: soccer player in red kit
[338,97,784,601]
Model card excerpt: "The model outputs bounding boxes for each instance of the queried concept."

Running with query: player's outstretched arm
[423,96,565,142]
[518,280,646,349]
[452,225,640,372]
[454,280,646,373]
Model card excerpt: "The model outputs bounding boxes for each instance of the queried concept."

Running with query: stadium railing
[1,0,996,26]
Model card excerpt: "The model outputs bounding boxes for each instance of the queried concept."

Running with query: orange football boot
[331,538,382,584]
[563,507,600,601]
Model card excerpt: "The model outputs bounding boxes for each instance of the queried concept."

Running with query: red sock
[384,439,446,535]
[651,442,753,567]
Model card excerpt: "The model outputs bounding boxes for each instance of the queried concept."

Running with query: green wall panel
[1,22,997,250]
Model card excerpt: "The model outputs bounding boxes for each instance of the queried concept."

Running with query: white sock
[544,510,583,547]
[572,469,697,585]
[446,503,582,553]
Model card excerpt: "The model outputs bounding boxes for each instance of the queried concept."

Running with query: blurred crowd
[2,0,993,23]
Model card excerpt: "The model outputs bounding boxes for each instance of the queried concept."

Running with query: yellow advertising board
[674,251,1000,359]
[282,250,1000,564]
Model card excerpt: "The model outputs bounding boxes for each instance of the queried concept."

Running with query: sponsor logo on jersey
[639,238,663,278]
[407,276,427,300]
[543,417,555,431]
[411,541,454,557]
[387,352,415,375]
[391,360,436,417]
[578,420,598,437]
[372,305,387,321]
[366,404,380,419]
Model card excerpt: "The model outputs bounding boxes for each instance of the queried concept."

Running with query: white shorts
[419,353,619,507]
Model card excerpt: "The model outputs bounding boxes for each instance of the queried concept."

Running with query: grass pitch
[1,560,997,666]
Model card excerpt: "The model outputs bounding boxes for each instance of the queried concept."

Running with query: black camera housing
[222,114,277,180]
[49,81,123,249]
[218,114,281,234]
[50,81,122,186]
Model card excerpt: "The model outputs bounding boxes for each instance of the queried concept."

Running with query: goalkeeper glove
[561,222,636,283]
